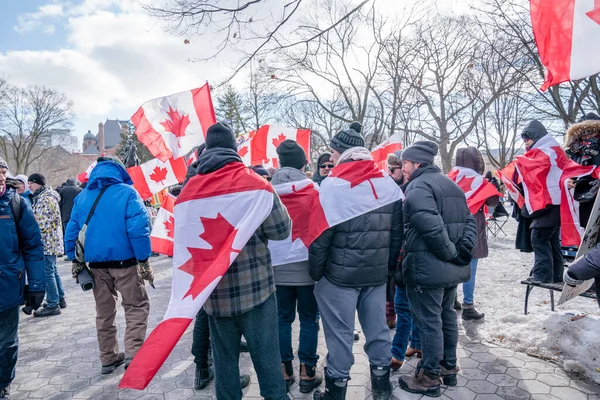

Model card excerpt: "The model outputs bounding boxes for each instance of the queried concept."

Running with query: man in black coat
[58,178,82,237]
[397,141,477,397]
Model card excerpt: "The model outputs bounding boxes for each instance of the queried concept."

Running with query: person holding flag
[270,140,323,394]
[309,122,403,400]
[453,147,500,321]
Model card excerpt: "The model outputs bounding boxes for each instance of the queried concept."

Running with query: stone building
[82,118,130,156]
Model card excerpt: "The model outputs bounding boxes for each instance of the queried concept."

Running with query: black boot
[453,296,462,311]
[461,304,484,321]
[370,365,392,400]
[194,366,214,390]
[313,375,347,400]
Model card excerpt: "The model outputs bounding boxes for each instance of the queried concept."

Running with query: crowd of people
[1,113,600,400]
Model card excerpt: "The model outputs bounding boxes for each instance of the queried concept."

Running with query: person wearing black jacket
[309,123,403,400]
[397,141,477,398]
[564,243,600,307]
[59,178,82,236]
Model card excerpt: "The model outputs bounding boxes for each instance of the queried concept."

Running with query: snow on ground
[457,204,600,383]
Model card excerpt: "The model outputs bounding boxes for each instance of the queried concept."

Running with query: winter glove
[564,269,584,287]
[451,237,473,266]
[72,261,86,282]
[137,259,155,289]
[26,291,45,310]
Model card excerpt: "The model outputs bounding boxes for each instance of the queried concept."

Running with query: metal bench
[520,280,597,315]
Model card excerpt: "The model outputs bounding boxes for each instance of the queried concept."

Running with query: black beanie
[251,165,270,178]
[28,173,46,186]
[276,139,307,170]
[401,141,438,164]
[205,122,237,151]
[330,122,365,153]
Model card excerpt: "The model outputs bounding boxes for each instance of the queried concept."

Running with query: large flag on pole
[448,167,502,214]
[308,158,404,244]
[268,179,319,265]
[119,162,275,390]
[371,133,403,171]
[515,134,600,245]
[132,84,217,161]
[530,0,600,90]
[127,157,188,201]
[150,194,176,256]
[250,125,311,168]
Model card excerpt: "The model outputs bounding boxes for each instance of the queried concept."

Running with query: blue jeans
[0,306,19,390]
[276,285,319,366]
[44,255,64,308]
[462,258,478,305]
[407,285,459,377]
[208,293,287,400]
[392,285,421,361]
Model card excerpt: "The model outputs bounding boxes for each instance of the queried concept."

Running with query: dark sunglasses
[319,163,334,169]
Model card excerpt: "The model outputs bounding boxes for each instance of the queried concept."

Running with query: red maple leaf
[164,216,175,239]
[332,161,384,199]
[160,106,191,145]
[238,145,249,158]
[149,166,169,184]
[280,184,318,247]
[177,213,240,299]
[272,133,287,148]
[457,176,476,194]
[587,0,600,25]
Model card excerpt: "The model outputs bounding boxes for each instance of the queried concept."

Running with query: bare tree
[243,65,283,131]
[144,0,369,83]
[0,84,74,174]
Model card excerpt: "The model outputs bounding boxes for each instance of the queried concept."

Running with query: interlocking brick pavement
[10,256,600,399]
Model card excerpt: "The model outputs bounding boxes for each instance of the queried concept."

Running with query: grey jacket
[271,167,314,286]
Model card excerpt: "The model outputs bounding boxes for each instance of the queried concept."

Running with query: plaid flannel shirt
[204,192,291,317]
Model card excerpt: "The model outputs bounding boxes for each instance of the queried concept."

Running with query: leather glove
[564,269,584,287]
[452,238,473,266]
[26,291,45,310]
[138,259,155,289]
[72,261,86,283]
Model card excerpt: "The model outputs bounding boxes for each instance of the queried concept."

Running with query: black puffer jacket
[308,200,403,288]
[402,164,477,289]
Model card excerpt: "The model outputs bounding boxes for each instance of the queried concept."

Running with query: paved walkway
[11,256,600,399]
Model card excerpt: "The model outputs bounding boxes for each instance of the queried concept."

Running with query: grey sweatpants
[314,277,391,380]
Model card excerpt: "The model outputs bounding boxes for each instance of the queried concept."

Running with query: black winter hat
[521,120,548,143]
[330,122,365,153]
[28,173,46,186]
[205,122,237,151]
[579,112,600,122]
[276,139,307,170]
[251,165,270,178]
[401,141,438,164]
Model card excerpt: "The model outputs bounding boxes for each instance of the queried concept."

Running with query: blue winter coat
[0,183,45,311]
[64,160,151,263]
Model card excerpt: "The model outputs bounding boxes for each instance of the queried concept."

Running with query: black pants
[531,227,563,283]
[192,308,210,368]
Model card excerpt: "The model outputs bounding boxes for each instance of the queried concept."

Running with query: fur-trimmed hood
[565,113,600,149]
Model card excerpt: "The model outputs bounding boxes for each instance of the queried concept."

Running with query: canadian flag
[516,134,600,245]
[531,0,600,90]
[250,125,311,168]
[237,135,253,166]
[371,133,403,171]
[119,162,274,390]
[77,160,97,183]
[132,84,217,162]
[150,194,176,256]
[308,159,404,244]
[448,167,502,214]
[268,179,319,265]
[496,162,525,209]
[127,157,188,201]
[186,149,198,166]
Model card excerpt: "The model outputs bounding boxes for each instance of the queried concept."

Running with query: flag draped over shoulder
[448,167,502,214]
[119,162,274,390]
[496,161,525,209]
[515,134,600,246]
[530,0,600,90]
[132,84,217,162]
[371,133,403,171]
[308,159,404,244]
[268,179,319,266]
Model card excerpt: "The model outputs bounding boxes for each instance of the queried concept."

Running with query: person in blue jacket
[0,157,46,400]
[64,156,154,374]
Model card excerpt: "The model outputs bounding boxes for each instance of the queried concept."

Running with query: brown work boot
[299,363,323,393]
[405,346,422,358]
[391,357,403,371]
[398,368,442,397]
[440,362,459,386]
[282,361,295,393]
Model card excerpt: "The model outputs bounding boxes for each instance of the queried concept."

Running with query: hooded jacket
[64,159,151,264]
[402,164,477,288]
[32,186,64,256]
[455,147,498,259]
[59,179,82,225]
[0,181,45,311]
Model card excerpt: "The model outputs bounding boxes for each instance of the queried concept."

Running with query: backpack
[10,193,22,229]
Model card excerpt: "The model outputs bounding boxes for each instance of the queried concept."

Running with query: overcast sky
[0,0,470,148]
